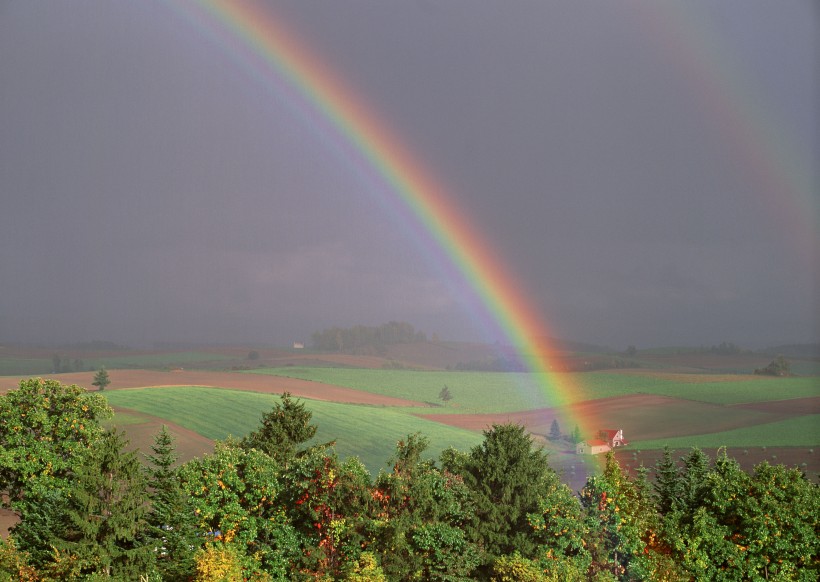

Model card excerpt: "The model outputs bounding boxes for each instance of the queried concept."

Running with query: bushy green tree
[526,470,590,578]
[0,378,111,510]
[371,434,479,580]
[281,446,374,578]
[179,439,299,578]
[664,450,819,580]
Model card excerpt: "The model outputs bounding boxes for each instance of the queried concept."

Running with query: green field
[0,357,54,376]
[103,386,484,474]
[0,351,240,376]
[632,415,820,449]
[90,351,236,368]
[246,367,818,408]
[245,367,561,412]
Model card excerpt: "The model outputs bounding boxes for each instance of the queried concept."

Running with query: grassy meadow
[627,415,820,450]
[247,366,818,407]
[102,386,484,474]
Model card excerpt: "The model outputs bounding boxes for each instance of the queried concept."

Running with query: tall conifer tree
[653,446,680,515]
[145,426,199,581]
[59,429,153,578]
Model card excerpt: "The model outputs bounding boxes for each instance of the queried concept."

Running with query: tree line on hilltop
[0,378,817,580]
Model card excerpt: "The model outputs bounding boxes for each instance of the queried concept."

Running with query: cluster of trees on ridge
[754,355,793,377]
[0,378,817,581]
[311,321,427,352]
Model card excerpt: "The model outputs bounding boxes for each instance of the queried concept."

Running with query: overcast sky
[1,1,817,349]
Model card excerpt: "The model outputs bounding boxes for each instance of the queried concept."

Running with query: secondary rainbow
[634,3,818,259]
[172,0,590,417]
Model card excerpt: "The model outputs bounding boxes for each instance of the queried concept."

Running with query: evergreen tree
[438,385,453,406]
[675,447,710,514]
[240,391,322,466]
[58,429,154,578]
[91,366,111,391]
[549,418,561,441]
[652,446,680,515]
[450,423,554,572]
[571,424,582,444]
[145,426,199,581]
[10,490,70,569]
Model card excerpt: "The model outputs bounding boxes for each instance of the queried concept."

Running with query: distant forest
[311,321,426,352]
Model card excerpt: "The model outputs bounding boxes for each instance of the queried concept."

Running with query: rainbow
[633,3,818,261]
[167,1,818,454]
[169,0,592,427]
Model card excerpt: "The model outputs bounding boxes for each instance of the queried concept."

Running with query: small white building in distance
[576,428,628,455]
[293,342,304,349]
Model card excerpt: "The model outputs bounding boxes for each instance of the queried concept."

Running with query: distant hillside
[545,338,612,354]
[759,343,820,359]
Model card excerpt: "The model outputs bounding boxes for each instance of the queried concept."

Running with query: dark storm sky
[1,1,817,349]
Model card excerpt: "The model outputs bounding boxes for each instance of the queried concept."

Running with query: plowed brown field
[419,394,780,441]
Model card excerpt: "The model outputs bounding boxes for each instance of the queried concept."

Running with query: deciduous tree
[371,434,479,580]
[281,446,374,578]
[179,439,299,578]
[0,378,111,509]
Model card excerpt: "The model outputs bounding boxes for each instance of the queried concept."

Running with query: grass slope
[103,386,483,474]
[632,415,820,449]
[245,367,560,413]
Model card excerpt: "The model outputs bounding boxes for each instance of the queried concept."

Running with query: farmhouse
[576,439,610,455]
[576,428,628,455]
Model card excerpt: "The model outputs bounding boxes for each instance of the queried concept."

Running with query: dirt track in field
[0,370,428,407]
[729,396,820,415]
